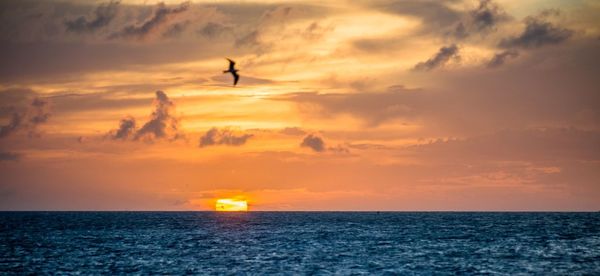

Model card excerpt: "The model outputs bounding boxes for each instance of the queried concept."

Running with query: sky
[0,0,599,211]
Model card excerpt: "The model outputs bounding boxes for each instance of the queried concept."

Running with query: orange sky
[0,0,599,210]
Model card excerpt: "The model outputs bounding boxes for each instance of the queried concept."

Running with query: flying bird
[223,58,240,86]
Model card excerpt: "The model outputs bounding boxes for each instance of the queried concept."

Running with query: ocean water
[1,212,599,274]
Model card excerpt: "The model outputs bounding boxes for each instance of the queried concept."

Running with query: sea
[1,212,599,274]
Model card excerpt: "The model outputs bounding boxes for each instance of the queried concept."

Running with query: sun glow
[215,198,248,211]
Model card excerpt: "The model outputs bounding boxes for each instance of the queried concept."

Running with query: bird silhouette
[223,58,240,86]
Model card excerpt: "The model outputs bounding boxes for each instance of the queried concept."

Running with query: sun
[215,198,248,212]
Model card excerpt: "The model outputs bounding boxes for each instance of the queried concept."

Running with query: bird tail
[223,70,229,73]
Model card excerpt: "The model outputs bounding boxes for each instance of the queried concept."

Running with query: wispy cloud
[500,10,573,49]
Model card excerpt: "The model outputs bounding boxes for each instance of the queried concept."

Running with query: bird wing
[232,71,240,86]
[226,58,236,71]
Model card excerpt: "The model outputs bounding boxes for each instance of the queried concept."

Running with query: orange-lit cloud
[1,0,599,211]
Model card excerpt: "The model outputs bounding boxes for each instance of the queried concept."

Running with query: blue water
[1,212,599,274]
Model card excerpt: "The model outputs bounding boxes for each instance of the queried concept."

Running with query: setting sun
[215,199,248,212]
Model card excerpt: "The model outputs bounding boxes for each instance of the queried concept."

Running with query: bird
[223,58,240,86]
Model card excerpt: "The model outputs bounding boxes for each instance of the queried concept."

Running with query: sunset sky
[1,0,599,211]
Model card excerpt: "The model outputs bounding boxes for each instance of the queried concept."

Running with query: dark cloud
[106,90,179,142]
[199,128,253,147]
[111,2,190,39]
[108,116,136,140]
[470,0,506,32]
[487,50,519,68]
[300,134,325,152]
[0,97,50,139]
[65,1,120,33]
[500,11,573,49]
[0,151,20,162]
[299,133,349,153]
[449,0,509,39]
[134,90,180,141]
[413,44,459,71]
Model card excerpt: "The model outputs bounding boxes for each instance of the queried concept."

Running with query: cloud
[449,0,508,39]
[134,90,180,141]
[29,98,50,125]
[300,134,325,152]
[0,97,50,139]
[199,128,253,147]
[0,151,20,162]
[0,89,37,116]
[65,1,120,33]
[469,0,506,32]
[108,116,136,140]
[413,44,459,71]
[0,113,24,139]
[106,90,180,142]
[278,52,600,132]
[0,1,326,81]
[111,2,190,39]
[300,134,349,153]
[487,50,519,68]
[362,0,509,40]
[499,11,573,49]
